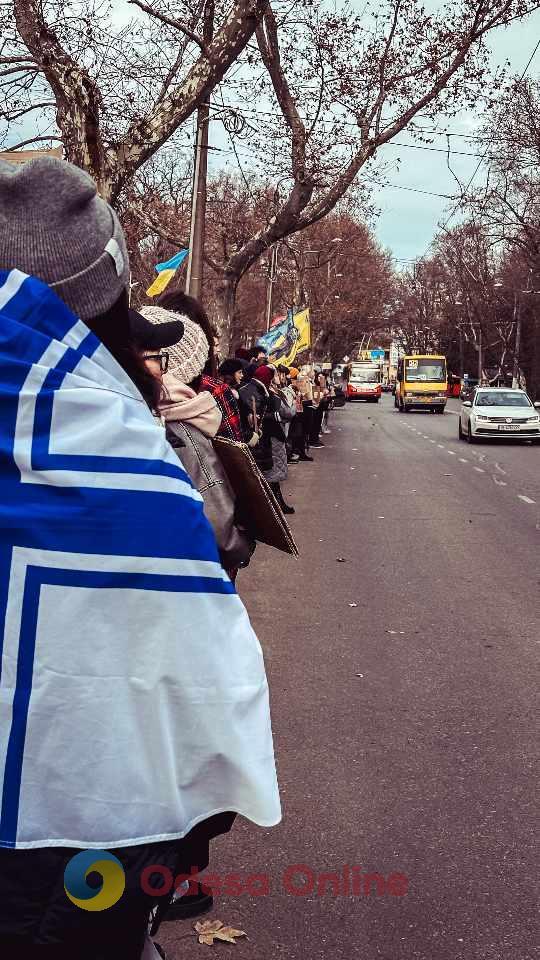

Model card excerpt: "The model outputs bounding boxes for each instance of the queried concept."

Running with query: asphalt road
[160,395,539,960]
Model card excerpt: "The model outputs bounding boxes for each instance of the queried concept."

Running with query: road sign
[371,349,385,360]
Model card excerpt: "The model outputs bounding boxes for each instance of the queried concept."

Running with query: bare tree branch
[0,134,62,150]
[255,5,306,178]
[127,0,210,58]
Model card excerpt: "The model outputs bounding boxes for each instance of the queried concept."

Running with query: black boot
[271,482,295,515]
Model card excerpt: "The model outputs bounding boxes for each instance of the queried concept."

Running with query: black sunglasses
[144,352,169,374]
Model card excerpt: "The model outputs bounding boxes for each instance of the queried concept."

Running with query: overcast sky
[6,1,539,269]
[369,9,540,267]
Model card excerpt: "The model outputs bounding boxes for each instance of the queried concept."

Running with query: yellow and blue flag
[258,308,311,367]
[146,249,188,298]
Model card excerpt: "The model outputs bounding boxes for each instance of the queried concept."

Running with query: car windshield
[475,392,531,407]
[405,359,446,382]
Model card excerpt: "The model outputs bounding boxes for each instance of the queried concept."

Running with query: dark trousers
[0,815,235,958]
[302,404,314,451]
[290,411,306,455]
[310,402,326,443]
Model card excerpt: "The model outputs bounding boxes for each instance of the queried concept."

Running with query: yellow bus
[394,355,448,414]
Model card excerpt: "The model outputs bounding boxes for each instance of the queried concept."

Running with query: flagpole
[265,243,279,331]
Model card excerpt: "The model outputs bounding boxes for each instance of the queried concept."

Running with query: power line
[366,176,455,199]
[208,101,538,147]
[439,38,540,233]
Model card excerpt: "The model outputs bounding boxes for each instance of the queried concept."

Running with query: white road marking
[518,495,536,504]
[437,444,444,449]
[429,439,436,444]
[459,458,468,463]
[493,476,507,487]
[474,467,485,473]
[447,450,456,456]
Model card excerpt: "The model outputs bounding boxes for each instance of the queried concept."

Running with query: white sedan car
[459,388,540,442]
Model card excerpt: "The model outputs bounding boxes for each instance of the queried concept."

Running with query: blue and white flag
[0,269,280,850]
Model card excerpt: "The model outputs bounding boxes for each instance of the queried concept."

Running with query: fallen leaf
[348,602,358,607]
[194,920,247,946]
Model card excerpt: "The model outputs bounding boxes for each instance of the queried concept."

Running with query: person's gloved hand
[248,431,260,448]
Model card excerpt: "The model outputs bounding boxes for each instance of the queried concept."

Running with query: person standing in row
[309,368,327,449]
[288,368,314,462]
[276,365,300,464]
[139,307,256,578]
[215,358,259,446]
[0,157,280,960]
[239,365,295,514]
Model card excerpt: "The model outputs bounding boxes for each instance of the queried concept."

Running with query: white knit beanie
[140,305,210,383]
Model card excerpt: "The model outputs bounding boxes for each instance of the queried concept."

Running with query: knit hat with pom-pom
[140,304,210,383]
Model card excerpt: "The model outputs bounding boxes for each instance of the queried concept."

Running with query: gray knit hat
[141,305,210,383]
[0,157,130,319]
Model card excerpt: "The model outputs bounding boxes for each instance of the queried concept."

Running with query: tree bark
[13,0,269,203]
[113,0,268,200]
[215,273,239,357]
[14,0,109,193]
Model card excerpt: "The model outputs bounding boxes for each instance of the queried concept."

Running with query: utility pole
[185,0,214,299]
[478,326,483,383]
[512,292,522,388]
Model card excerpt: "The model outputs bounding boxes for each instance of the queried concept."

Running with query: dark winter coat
[262,392,296,483]
[238,378,276,472]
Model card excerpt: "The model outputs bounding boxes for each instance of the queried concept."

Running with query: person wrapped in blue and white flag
[0,157,280,959]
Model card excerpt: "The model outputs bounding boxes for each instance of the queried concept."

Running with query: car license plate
[499,424,520,431]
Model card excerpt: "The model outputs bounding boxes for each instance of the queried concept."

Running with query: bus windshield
[405,359,446,383]
[350,366,381,383]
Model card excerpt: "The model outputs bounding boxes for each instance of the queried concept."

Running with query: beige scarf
[159,373,222,438]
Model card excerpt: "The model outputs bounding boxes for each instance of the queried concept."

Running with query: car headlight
[437,392,447,398]
[528,415,540,423]
[475,415,489,421]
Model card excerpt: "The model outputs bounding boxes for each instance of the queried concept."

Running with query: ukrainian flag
[146,250,189,297]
